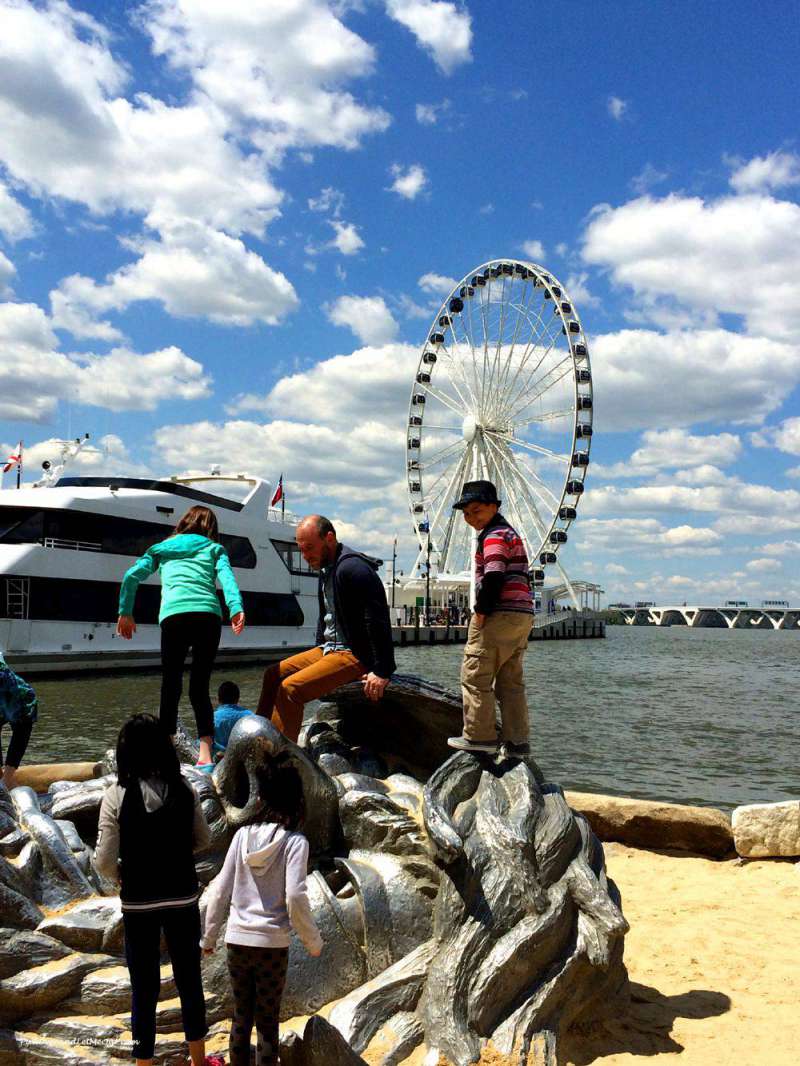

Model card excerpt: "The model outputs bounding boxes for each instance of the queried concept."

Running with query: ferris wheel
[406,259,593,588]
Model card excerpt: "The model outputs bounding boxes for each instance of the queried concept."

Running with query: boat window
[0,507,256,568]
[270,539,317,576]
[0,507,44,544]
[0,576,302,627]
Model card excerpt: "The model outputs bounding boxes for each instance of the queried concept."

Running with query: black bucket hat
[452,479,501,510]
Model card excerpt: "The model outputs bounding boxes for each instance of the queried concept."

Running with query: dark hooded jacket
[315,544,396,679]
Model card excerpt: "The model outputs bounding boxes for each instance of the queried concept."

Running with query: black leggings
[227,944,288,1066]
[160,612,221,739]
[0,719,33,769]
[123,904,207,1060]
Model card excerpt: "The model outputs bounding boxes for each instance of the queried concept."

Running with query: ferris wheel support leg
[554,557,581,611]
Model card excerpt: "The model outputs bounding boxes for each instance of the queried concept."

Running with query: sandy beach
[273,843,800,1066]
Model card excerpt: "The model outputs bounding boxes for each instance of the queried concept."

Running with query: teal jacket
[0,652,38,727]
[118,534,244,624]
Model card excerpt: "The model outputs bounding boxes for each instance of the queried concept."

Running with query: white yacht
[0,462,318,674]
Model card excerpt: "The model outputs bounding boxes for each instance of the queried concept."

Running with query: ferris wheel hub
[462,415,478,441]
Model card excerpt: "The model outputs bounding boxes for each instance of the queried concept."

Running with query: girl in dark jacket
[95,714,220,1066]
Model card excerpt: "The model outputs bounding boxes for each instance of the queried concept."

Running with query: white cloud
[0,251,15,294]
[418,272,457,295]
[605,563,629,575]
[786,466,800,479]
[564,271,599,309]
[607,95,628,121]
[594,429,742,479]
[759,540,800,556]
[308,187,346,216]
[385,0,472,74]
[630,163,668,195]
[0,300,210,422]
[325,295,399,345]
[415,99,450,125]
[583,476,800,539]
[387,163,428,200]
[745,557,781,572]
[590,329,800,431]
[142,0,390,159]
[755,413,800,456]
[328,220,365,256]
[50,222,298,336]
[0,0,283,237]
[0,180,35,241]
[581,189,800,339]
[520,239,545,261]
[729,150,800,194]
[575,516,722,555]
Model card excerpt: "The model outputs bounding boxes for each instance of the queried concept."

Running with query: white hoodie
[201,822,322,955]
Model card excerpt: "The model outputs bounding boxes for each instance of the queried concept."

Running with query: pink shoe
[204,1056,225,1066]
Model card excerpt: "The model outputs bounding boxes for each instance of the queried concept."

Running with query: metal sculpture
[0,679,627,1065]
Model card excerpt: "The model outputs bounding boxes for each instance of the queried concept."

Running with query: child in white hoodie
[201,764,322,1066]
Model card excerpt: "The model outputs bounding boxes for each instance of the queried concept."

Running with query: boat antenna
[33,434,91,488]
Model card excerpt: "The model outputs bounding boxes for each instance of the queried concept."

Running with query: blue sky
[1,0,799,605]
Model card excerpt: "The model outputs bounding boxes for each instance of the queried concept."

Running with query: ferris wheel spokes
[406,259,593,582]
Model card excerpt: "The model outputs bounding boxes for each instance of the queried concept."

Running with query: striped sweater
[475,514,533,615]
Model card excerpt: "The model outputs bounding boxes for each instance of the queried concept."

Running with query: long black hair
[255,762,305,831]
[116,713,182,788]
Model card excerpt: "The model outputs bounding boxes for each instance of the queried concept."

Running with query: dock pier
[392,610,605,646]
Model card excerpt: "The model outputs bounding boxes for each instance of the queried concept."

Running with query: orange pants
[256,647,365,742]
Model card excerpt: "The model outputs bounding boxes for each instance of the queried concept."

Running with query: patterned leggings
[227,943,289,1066]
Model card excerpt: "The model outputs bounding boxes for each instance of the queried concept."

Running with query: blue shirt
[213,704,253,758]
[321,564,349,655]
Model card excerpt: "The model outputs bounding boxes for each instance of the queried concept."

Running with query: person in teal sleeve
[212,681,253,761]
[0,651,38,791]
[117,505,245,771]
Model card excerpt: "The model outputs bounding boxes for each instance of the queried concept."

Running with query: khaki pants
[460,611,532,744]
[256,647,364,743]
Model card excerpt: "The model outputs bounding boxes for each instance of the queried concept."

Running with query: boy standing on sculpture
[448,480,534,754]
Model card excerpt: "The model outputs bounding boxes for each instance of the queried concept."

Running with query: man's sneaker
[447,735,498,753]
[504,741,531,757]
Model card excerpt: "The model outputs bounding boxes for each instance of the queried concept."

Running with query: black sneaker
[447,735,498,753]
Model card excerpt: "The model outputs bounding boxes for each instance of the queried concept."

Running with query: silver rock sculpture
[0,675,629,1065]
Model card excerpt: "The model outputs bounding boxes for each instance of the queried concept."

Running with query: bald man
[256,515,396,742]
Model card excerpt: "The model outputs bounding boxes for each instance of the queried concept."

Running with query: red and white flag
[3,443,22,474]
[270,474,283,507]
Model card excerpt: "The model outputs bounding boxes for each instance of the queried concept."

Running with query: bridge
[616,605,800,630]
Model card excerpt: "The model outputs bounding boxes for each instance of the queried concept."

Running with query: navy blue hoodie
[315,544,396,679]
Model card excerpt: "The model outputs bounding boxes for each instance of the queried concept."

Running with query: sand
[348,844,800,1065]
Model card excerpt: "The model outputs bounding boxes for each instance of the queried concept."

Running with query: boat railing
[266,509,300,526]
[532,608,598,629]
[42,537,103,552]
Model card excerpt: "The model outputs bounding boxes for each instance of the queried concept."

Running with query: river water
[22,625,800,811]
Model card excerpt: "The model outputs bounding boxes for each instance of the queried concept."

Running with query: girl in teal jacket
[117,505,245,770]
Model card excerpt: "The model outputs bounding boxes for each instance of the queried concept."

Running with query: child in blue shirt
[0,651,38,791]
[213,681,253,761]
